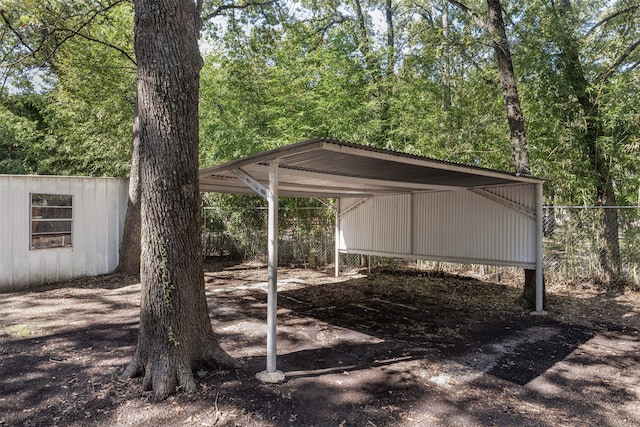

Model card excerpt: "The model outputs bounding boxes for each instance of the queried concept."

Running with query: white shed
[199,138,546,382]
[0,175,129,291]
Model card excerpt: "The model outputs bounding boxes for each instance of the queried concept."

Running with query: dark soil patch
[2,261,640,426]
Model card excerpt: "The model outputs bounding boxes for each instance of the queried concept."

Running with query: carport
[199,138,546,382]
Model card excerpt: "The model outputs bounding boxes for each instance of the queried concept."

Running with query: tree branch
[0,0,129,69]
[59,28,136,66]
[599,37,640,84]
[445,0,492,34]
[587,3,640,35]
[201,0,278,21]
[0,9,37,58]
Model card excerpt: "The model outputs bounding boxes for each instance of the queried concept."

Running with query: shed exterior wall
[0,175,129,291]
[338,184,537,268]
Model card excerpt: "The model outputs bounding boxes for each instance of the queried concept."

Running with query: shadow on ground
[1,262,640,426]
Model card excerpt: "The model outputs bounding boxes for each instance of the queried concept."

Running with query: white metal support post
[255,161,285,383]
[334,198,340,277]
[535,182,544,312]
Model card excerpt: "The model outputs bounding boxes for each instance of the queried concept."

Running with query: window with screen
[31,193,73,249]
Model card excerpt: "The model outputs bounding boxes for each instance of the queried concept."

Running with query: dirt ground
[2,260,640,427]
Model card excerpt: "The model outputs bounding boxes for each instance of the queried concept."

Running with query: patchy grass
[3,324,31,337]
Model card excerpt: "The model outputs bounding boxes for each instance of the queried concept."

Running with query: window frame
[30,193,73,250]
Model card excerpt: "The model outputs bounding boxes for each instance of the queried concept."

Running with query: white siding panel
[94,179,109,274]
[371,195,411,254]
[85,180,99,276]
[71,178,87,277]
[0,175,128,290]
[340,184,538,268]
[340,198,373,251]
[0,177,11,286]
[11,178,30,286]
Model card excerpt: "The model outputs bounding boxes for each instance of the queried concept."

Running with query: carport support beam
[255,161,286,384]
[335,198,340,277]
[535,182,544,312]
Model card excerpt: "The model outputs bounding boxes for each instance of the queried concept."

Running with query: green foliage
[198,0,523,172]
[198,12,377,167]
[0,0,135,177]
[513,0,640,205]
[1,0,638,208]
[167,326,180,347]
[41,2,135,177]
[0,95,44,174]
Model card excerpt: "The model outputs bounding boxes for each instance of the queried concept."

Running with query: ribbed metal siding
[372,194,411,254]
[339,184,537,268]
[340,198,373,251]
[0,175,129,290]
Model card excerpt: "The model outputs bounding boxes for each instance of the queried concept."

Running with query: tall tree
[446,0,539,306]
[514,0,639,282]
[550,0,640,282]
[447,0,530,174]
[121,0,239,399]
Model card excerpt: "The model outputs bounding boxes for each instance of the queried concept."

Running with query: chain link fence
[202,205,640,287]
[202,206,335,268]
[543,206,640,287]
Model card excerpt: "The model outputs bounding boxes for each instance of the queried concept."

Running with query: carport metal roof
[198,138,546,383]
[199,138,544,198]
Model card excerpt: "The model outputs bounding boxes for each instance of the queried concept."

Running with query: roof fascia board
[200,139,546,185]
[201,188,344,199]
[200,183,259,194]
[200,181,376,198]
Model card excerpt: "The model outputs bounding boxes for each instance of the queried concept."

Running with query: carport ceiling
[199,138,543,197]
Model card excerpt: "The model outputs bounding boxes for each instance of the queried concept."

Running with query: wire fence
[202,206,335,268]
[542,206,640,286]
[202,205,640,287]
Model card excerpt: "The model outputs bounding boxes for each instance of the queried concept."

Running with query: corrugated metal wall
[338,184,537,268]
[0,175,129,290]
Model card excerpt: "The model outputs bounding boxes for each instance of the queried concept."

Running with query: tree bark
[486,0,530,176]
[381,0,395,144]
[122,0,239,400]
[522,268,545,309]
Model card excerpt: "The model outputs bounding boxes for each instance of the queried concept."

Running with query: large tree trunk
[122,0,238,400]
